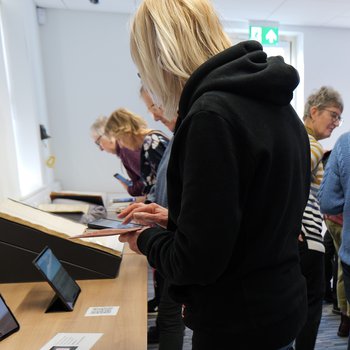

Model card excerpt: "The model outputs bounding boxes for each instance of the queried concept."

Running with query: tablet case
[32,247,81,313]
[0,217,123,283]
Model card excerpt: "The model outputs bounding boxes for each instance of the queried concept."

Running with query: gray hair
[303,86,344,121]
[90,116,107,138]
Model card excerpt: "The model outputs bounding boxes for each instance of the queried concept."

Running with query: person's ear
[309,106,318,120]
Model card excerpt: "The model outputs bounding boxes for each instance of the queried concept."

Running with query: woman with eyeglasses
[297,86,344,350]
[90,116,145,196]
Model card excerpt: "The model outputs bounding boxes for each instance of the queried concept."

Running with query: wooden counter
[0,246,147,349]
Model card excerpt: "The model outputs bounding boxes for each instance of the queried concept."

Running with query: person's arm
[120,160,145,196]
[319,140,345,215]
[117,148,145,197]
[118,203,168,254]
[137,112,242,286]
[118,202,168,228]
[140,133,169,195]
[309,136,325,192]
[127,178,145,197]
[309,136,324,172]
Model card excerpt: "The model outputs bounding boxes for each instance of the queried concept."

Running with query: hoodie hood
[178,40,300,120]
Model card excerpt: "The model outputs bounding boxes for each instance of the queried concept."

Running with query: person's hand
[117,202,147,220]
[118,202,168,228]
[117,179,129,191]
[118,226,149,254]
[114,197,144,214]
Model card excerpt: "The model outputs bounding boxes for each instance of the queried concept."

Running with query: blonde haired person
[118,1,310,349]
[105,108,169,195]
[90,116,145,196]
[140,86,185,348]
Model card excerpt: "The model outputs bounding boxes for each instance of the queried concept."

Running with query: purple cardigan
[116,143,145,196]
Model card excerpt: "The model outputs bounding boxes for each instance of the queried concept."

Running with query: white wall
[2,4,350,198]
[39,9,170,194]
[39,12,350,195]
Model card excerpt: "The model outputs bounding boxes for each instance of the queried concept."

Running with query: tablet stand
[45,294,73,313]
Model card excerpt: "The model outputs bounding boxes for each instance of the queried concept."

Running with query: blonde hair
[105,108,149,138]
[130,0,232,118]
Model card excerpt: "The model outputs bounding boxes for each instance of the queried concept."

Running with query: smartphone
[32,246,81,312]
[0,294,20,341]
[113,173,133,187]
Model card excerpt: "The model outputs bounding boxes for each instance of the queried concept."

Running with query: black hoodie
[138,40,310,348]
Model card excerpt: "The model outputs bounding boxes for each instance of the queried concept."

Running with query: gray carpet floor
[316,303,348,349]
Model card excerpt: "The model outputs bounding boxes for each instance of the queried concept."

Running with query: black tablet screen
[0,295,19,341]
[88,218,141,230]
[33,247,80,310]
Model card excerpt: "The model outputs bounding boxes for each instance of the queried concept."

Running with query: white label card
[40,333,103,350]
[85,306,119,317]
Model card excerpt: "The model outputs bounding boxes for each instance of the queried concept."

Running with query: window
[0,3,44,199]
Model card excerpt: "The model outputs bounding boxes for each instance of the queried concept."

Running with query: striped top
[301,128,325,253]
[301,192,324,252]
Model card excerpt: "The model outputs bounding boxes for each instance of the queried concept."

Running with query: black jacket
[138,40,310,348]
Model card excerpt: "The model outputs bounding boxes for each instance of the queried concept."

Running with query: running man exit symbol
[250,27,262,42]
[249,26,279,46]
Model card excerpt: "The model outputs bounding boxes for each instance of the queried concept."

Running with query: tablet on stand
[32,246,81,313]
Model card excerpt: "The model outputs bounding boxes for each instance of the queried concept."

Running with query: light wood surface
[0,246,147,349]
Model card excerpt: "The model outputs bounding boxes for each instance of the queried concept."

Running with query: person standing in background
[140,85,172,316]
[104,108,169,196]
[90,116,145,196]
[318,131,350,350]
[320,146,350,339]
[296,86,343,350]
[325,213,349,336]
[117,0,310,348]
[140,86,185,350]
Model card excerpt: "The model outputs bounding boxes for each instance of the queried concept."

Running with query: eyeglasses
[95,135,103,150]
[323,108,343,126]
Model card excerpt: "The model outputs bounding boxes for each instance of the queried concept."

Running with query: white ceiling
[34,0,350,29]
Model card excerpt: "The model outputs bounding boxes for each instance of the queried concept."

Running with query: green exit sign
[249,26,279,46]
